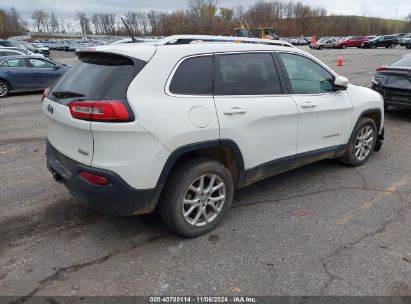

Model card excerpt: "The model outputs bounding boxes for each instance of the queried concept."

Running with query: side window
[4,59,26,68]
[29,58,55,68]
[278,53,334,94]
[214,53,282,95]
[169,56,213,95]
[0,61,8,67]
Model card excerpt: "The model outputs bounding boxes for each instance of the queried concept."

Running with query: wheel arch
[0,77,12,90]
[156,139,245,189]
[348,108,382,145]
[359,108,382,132]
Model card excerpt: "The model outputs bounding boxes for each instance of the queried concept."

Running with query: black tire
[390,43,396,48]
[339,117,378,167]
[341,44,347,49]
[371,44,377,49]
[159,158,234,237]
[319,45,324,50]
[0,80,10,98]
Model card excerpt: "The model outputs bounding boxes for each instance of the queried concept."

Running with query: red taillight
[79,171,110,185]
[42,88,49,102]
[376,66,387,71]
[69,101,130,121]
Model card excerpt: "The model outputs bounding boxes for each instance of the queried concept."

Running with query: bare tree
[76,11,91,34]
[49,12,59,33]
[32,10,45,32]
[0,7,26,38]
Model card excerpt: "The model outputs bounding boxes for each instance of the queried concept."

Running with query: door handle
[301,102,317,109]
[223,107,247,115]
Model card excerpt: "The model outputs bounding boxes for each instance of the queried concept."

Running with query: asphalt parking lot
[1,47,411,299]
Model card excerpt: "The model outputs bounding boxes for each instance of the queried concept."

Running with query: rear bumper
[372,84,411,109]
[46,141,162,216]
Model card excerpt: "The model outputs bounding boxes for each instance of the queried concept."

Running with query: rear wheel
[390,43,396,48]
[159,158,234,237]
[340,118,377,167]
[371,44,377,49]
[0,80,10,98]
[341,44,347,49]
[319,45,324,50]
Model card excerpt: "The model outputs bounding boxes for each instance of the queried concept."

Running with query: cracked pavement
[0,48,411,299]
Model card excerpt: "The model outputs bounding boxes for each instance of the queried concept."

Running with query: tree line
[1,0,411,39]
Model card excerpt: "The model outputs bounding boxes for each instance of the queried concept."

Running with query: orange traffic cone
[337,55,343,67]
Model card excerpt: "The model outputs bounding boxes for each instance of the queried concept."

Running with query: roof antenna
[121,17,139,42]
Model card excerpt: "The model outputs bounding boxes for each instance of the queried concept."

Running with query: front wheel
[0,80,10,98]
[159,158,234,237]
[340,117,377,166]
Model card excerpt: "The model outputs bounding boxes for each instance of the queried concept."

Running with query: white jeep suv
[43,35,384,237]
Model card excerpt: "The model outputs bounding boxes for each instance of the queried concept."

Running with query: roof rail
[154,35,294,48]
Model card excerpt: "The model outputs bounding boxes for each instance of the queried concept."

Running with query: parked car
[335,36,368,49]
[0,47,38,56]
[0,56,69,97]
[0,39,18,47]
[30,43,51,56]
[371,54,411,109]
[398,33,411,45]
[43,35,384,237]
[0,48,29,56]
[310,37,338,50]
[361,35,398,48]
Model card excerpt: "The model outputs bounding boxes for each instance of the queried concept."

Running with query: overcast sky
[2,0,410,22]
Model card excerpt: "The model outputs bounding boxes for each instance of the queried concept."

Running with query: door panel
[1,59,35,90]
[215,96,298,169]
[292,92,352,152]
[27,58,58,89]
[277,52,353,154]
[214,53,298,170]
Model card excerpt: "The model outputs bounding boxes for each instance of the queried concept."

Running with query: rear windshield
[390,55,411,67]
[49,52,146,104]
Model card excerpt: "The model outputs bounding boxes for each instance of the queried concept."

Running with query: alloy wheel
[0,82,8,97]
[354,125,374,161]
[182,174,226,227]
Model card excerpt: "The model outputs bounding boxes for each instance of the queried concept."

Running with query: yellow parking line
[336,176,408,225]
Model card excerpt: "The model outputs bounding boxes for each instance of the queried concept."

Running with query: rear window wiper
[52,91,85,99]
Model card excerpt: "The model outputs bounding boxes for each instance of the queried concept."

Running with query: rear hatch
[43,51,148,166]
[377,55,411,90]
[381,68,411,90]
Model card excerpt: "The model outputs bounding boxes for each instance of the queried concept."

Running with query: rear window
[390,55,411,67]
[49,53,145,104]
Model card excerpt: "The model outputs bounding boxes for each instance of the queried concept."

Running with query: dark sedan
[361,35,398,49]
[372,54,411,109]
[0,56,70,97]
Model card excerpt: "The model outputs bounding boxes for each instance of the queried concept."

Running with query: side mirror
[334,76,349,91]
